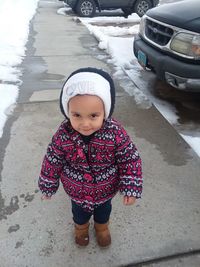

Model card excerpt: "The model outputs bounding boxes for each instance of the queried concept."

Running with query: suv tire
[76,0,96,17]
[134,0,152,17]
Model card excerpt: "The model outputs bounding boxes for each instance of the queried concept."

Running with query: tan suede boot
[74,222,89,246]
[94,222,111,247]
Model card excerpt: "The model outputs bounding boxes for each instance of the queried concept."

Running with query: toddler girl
[38,67,142,247]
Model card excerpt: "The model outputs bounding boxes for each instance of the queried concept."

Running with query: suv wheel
[76,0,96,17]
[134,0,152,17]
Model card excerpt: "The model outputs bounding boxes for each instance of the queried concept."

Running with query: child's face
[68,95,105,136]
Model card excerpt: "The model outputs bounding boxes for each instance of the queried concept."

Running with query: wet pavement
[0,0,200,266]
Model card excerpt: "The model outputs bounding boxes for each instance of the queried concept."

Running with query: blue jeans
[71,199,112,225]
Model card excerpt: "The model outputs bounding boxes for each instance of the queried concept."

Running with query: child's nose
[82,119,90,127]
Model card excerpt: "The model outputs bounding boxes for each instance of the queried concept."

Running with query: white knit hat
[61,72,111,119]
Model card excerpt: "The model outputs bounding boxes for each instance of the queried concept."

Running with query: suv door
[99,0,131,9]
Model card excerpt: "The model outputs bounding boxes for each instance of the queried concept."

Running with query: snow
[181,134,200,157]
[0,0,39,137]
[1,3,200,158]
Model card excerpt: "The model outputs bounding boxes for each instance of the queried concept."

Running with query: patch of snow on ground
[0,0,39,138]
[181,134,200,157]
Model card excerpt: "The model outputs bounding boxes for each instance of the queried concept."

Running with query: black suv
[134,0,200,91]
[61,0,159,17]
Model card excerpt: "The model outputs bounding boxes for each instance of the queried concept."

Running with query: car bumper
[134,35,200,91]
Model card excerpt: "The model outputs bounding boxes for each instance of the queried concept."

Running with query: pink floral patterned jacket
[38,118,142,212]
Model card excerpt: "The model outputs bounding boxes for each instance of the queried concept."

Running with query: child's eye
[73,113,81,118]
[91,114,98,118]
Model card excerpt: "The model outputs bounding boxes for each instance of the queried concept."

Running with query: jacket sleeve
[115,126,143,198]
[38,131,65,197]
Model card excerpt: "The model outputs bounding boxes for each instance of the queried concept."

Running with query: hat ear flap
[60,79,69,119]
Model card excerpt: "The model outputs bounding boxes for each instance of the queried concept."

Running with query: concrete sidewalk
[0,0,200,266]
